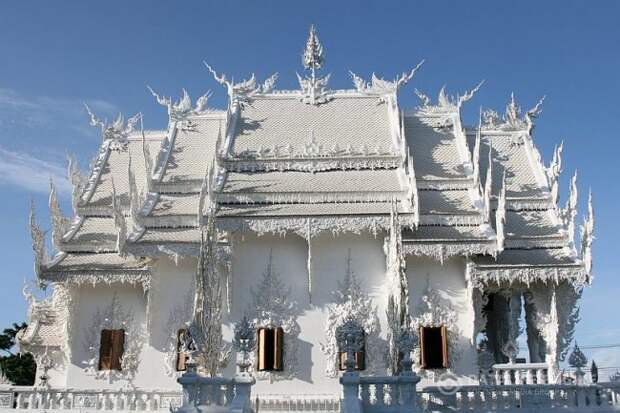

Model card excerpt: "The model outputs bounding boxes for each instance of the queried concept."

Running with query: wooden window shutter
[273,327,284,371]
[176,329,189,372]
[258,328,267,371]
[98,330,113,370]
[419,326,427,369]
[440,325,449,369]
[110,329,125,371]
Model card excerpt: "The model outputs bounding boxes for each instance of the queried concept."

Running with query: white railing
[491,362,550,385]
[253,394,340,412]
[341,371,420,413]
[0,386,181,411]
[418,382,620,412]
[176,373,254,413]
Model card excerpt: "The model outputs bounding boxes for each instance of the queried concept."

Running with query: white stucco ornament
[246,251,300,382]
[321,249,382,377]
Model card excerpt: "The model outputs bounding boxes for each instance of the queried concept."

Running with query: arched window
[419,326,448,369]
[98,329,125,371]
[257,327,283,371]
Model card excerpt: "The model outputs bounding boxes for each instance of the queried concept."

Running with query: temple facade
[15,26,596,408]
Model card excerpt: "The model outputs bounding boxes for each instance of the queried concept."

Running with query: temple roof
[30,29,592,288]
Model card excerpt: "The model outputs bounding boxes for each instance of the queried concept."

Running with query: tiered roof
[29,28,593,292]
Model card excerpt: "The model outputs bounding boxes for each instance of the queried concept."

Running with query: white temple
[4,26,612,413]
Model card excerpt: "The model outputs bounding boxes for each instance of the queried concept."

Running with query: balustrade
[491,362,549,385]
[0,386,182,411]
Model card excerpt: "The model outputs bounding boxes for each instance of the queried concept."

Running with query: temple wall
[66,284,147,389]
[405,256,478,386]
[222,231,389,396]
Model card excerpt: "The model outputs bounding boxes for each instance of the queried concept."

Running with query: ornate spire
[84,104,139,151]
[349,60,424,96]
[147,86,212,124]
[67,152,86,212]
[297,25,331,105]
[204,62,277,108]
[580,190,594,280]
[481,94,545,132]
[111,179,127,256]
[496,171,507,253]
[548,141,564,208]
[48,179,69,252]
[415,81,484,114]
[29,200,48,279]
[561,171,579,247]
[483,144,493,223]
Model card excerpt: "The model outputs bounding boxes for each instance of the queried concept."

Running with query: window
[257,327,283,371]
[338,333,366,371]
[98,329,125,371]
[176,329,190,372]
[419,326,448,369]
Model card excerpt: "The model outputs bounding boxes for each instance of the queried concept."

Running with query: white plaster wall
[66,284,147,389]
[222,231,390,396]
[136,256,196,389]
[65,256,195,390]
[405,256,478,387]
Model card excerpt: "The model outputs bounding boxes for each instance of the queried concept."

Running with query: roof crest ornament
[29,200,48,281]
[415,81,484,115]
[84,104,139,151]
[547,141,564,208]
[111,178,127,256]
[297,25,331,105]
[580,190,594,281]
[67,152,86,212]
[49,179,69,252]
[147,86,212,125]
[204,62,277,107]
[482,94,545,133]
[495,171,507,253]
[349,60,424,96]
[561,171,578,249]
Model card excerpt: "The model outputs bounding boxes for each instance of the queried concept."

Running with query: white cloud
[0,147,71,194]
[0,88,119,140]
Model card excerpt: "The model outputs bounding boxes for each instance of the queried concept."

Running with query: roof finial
[303,24,324,83]
[297,25,331,105]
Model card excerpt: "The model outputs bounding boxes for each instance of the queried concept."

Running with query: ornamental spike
[496,171,507,253]
[580,190,594,280]
[457,80,485,108]
[29,200,48,279]
[48,178,67,252]
[483,143,494,223]
[563,171,579,246]
[548,140,564,208]
[472,109,482,189]
[67,152,85,212]
[141,115,153,191]
[111,178,127,255]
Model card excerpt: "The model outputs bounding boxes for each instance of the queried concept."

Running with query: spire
[297,25,331,105]
[48,179,68,252]
[302,24,324,81]
[580,190,594,280]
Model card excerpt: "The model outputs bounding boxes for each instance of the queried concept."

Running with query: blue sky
[1,1,619,372]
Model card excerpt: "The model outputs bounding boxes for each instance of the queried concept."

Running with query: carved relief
[246,252,300,382]
[81,292,145,382]
[321,250,382,377]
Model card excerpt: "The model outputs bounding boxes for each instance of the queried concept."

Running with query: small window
[338,332,366,371]
[257,327,283,371]
[98,329,125,371]
[419,326,448,369]
[176,329,190,372]
[338,351,366,371]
